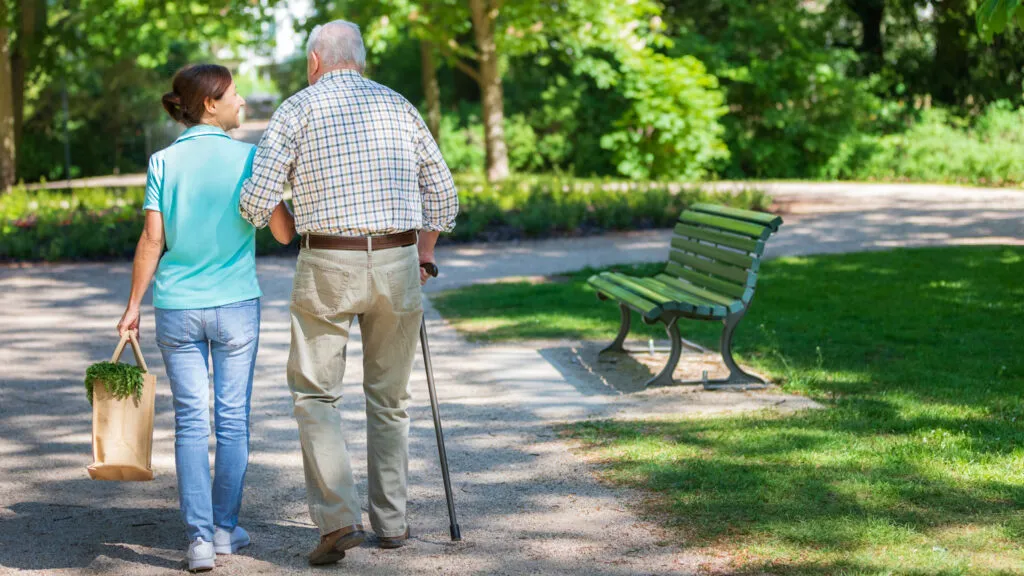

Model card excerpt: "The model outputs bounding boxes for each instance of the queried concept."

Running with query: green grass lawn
[431,246,1024,575]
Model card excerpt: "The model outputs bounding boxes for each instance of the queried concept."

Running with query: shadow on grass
[436,245,1024,573]
[566,405,1024,574]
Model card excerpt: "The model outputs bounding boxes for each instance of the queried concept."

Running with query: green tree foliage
[9,0,280,182]
[599,51,727,180]
[977,0,1024,40]
[663,0,883,178]
[9,0,1024,185]
[314,0,728,180]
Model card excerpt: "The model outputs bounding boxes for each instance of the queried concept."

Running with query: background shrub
[0,179,772,262]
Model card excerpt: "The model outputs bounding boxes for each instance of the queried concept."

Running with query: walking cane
[419,262,462,542]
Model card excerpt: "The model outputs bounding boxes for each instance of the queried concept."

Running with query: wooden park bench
[587,203,783,389]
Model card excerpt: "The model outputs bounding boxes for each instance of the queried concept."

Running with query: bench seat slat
[652,274,743,312]
[670,236,757,270]
[614,275,717,316]
[632,277,727,317]
[587,275,662,320]
[655,274,747,314]
[599,273,680,308]
[690,203,783,231]
[679,211,771,239]
[673,223,763,254]
[651,274,734,307]
[663,262,751,299]
[669,252,750,285]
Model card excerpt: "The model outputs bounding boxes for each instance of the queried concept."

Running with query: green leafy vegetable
[84,362,145,406]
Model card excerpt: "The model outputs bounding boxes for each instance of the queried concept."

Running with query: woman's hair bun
[162,91,184,122]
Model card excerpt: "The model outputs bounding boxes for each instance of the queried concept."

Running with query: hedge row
[1,177,771,262]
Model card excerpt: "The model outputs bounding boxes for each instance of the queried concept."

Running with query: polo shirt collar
[174,124,232,144]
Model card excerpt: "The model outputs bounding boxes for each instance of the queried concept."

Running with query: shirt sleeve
[239,104,297,229]
[413,112,459,232]
[143,154,162,212]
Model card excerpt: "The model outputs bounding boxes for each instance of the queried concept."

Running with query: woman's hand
[117,305,140,338]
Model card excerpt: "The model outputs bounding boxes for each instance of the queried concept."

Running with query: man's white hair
[307,20,366,69]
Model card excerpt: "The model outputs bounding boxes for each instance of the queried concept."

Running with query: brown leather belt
[302,230,417,251]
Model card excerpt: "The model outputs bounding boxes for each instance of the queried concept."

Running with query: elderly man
[239,20,458,565]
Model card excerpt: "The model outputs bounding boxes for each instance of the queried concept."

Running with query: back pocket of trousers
[292,256,351,316]
[387,263,421,313]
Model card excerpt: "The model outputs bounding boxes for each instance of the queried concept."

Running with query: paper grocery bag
[87,333,157,481]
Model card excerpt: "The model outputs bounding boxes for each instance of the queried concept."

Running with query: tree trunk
[0,14,16,190]
[420,40,442,146]
[846,0,884,74]
[12,0,42,156]
[934,0,970,105]
[469,0,509,182]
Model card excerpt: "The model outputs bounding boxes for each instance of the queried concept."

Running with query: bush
[827,101,1024,185]
[599,50,729,181]
[667,0,890,180]
[448,174,772,242]
[0,188,146,261]
[0,187,291,262]
[1,178,772,262]
[437,109,550,174]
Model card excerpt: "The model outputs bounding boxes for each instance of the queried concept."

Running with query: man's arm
[414,112,459,284]
[269,201,296,244]
[240,105,298,229]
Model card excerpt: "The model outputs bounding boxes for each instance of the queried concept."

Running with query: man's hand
[118,305,140,339]
[419,252,436,285]
[418,230,441,285]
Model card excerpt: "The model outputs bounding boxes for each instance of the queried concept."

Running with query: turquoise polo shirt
[143,125,262,310]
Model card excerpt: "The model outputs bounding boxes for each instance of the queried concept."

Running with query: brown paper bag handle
[112,332,149,373]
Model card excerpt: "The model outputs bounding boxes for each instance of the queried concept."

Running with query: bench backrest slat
[671,236,756,270]
[674,223,764,254]
[679,212,771,240]
[669,252,750,285]
[690,203,783,232]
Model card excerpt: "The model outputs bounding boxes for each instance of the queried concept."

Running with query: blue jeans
[155,298,260,542]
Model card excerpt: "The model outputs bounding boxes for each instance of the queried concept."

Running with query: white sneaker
[213,526,251,555]
[187,537,215,572]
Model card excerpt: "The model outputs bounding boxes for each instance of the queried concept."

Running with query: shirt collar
[320,69,363,84]
[174,124,232,144]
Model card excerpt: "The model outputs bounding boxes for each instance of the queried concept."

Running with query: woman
[117,64,294,572]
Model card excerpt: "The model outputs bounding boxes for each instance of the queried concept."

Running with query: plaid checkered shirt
[239,69,458,236]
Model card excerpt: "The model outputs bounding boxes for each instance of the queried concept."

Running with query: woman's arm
[269,200,296,245]
[117,210,164,337]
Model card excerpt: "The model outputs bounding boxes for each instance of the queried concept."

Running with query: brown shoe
[377,528,410,549]
[308,525,366,566]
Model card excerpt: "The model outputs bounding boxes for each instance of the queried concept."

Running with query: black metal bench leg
[599,303,631,355]
[703,311,768,390]
[644,318,681,388]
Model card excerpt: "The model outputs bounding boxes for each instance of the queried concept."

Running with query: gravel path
[1,182,1020,574]
[0,261,712,575]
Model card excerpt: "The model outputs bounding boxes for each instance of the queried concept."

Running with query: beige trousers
[287,243,422,537]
